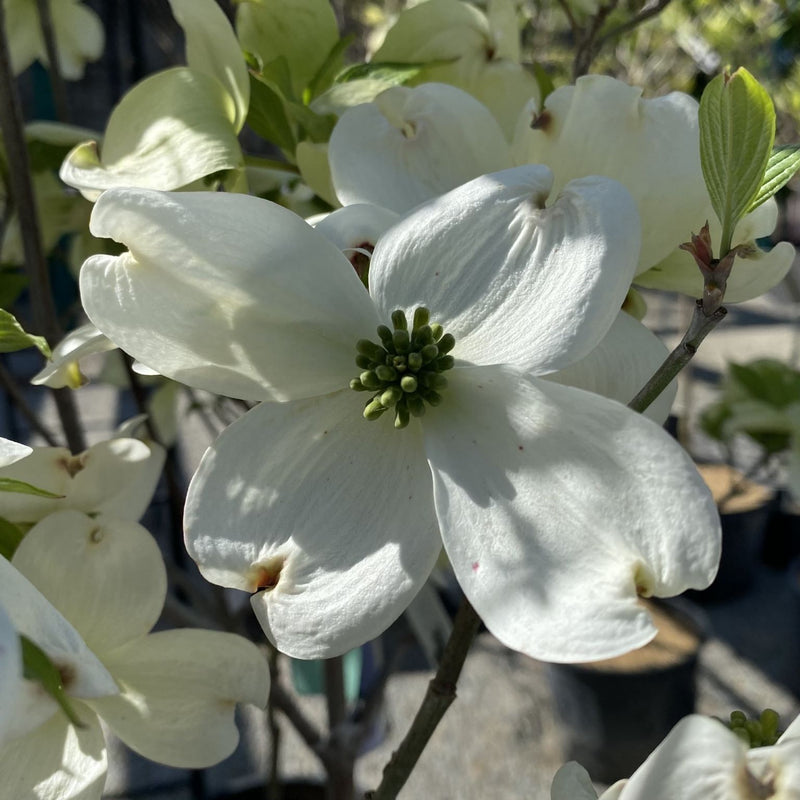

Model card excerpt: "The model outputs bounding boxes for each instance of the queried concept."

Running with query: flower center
[350,307,455,429]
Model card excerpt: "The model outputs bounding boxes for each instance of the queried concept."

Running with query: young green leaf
[0,477,64,498]
[0,517,25,559]
[305,34,355,101]
[748,144,800,212]
[0,309,51,358]
[0,268,28,309]
[335,61,429,86]
[21,635,86,728]
[285,100,336,144]
[246,72,297,154]
[699,68,775,254]
[531,61,555,105]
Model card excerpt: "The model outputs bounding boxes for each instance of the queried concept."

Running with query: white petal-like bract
[369,166,641,375]
[513,75,707,274]
[330,83,512,212]
[424,367,719,662]
[185,392,442,659]
[81,189,379,401]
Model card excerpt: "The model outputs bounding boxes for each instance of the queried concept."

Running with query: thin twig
[628,300,728,414]
[161,593,223,630]
[594,0,674,52]
[0,2,85,453]
[572,0,619,79]
[270,681,325,755]
[33,0,69,122]
[554,0,578,36]
[0,360,59,445]
[266,649,282,800]
[365,597,483,800]
[325,656,356,800]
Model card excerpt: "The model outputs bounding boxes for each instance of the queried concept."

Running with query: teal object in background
[290,647,363,704]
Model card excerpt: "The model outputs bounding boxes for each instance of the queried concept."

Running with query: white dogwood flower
[0,511,269,800]
[552,714,800,799]
[4,0,103,80]
[79,166,720,662]
[60,0,248,200]
[0,437,165,524]
[328,77,792,302]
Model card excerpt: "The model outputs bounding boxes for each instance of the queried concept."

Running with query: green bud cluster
[728,709,781,748]
[350,307,455,429]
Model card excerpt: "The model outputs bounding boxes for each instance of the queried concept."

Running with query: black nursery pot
[548,600,708,785]
[688,464,774,602]
[762,490,800,569]
[214,780,326,800]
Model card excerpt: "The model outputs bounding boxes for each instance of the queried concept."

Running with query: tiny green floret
[727,708,781,748]
[350,307,455,429]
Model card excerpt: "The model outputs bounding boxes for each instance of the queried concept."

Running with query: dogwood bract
[79,165,720,662]
[0,512,269,800]
[552,714,800,799]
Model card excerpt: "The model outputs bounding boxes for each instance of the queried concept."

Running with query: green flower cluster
[350,307,455,429]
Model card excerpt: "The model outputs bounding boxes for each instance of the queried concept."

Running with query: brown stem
[554,0,578,36]
[324,656,356,800]
[572,0,619,79]
[270,681,325,755]
[266,649,282,800]
[594,0,674,52]
[0,1,85,453]
[365,597,482,800]
[0,360,59,445]
[628,300,727,415]
[33,0,69,122]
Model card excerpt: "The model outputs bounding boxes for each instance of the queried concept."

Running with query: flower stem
[0,1,85,453]
[628,300,728,414]
[34,0,69,123]
[0,360,59,446]
[325,655,356,800]
[365,597,482,800]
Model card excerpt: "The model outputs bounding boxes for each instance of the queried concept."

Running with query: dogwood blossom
[371,0,540,136]
[0,437,165,524]
[312,204,677,423]
[328,77,793,302]
[79,166,720,662]
[0,511,269,800]
[329,83,512,213]
[60,0,248,200]
[552,714,800,799]
[3,0,103,80]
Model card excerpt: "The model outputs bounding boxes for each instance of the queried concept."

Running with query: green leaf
[0,309,51,358]
[335,61,430,86]
[0,517,25,559]
[305,34,354,101]
[699,68,776,253]
[246,72,297,154]
[531,61,555,105]
[0,268,28,308]
[748,144,800,212]
[699,400,731,442]
[27,139,76,173]
[727,359,800,409]
[235,0,340,99]
[286,100,336,144]
[21,635,86,728]
[259,55,295,100]
[0,477,64,498]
